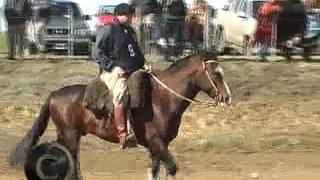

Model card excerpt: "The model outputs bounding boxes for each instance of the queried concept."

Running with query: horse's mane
[161,52,217,74]
[161,55,197,74]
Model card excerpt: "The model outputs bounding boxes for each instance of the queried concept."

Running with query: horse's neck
[152,60,201,142]
[157,62,200,106]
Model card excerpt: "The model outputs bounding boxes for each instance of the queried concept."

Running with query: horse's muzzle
[224,96,231,105]
[216,94,231,106]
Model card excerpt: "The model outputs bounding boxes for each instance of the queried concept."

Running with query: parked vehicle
[95,5,137,32]
[96,5,115,30]
[305,9,320,54]
[41,1,92,55]
[307,9,320,34]
[213,0,307,55]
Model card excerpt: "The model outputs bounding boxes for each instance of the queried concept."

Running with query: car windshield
[308,15,320,30]
[99,6,115,15]
[50,3,81,18]
[252,1,266,17]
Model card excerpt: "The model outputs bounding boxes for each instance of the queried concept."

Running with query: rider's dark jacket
[92,21,145,74]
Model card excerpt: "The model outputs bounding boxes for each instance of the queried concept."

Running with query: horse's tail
[8,93,52,167]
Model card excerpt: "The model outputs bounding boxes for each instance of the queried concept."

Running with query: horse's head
[195,58,231,106]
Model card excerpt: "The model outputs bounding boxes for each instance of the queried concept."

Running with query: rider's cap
[114,3,134,15]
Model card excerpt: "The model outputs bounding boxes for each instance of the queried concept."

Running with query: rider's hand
[144,65,152,72]
[113,66,127,77]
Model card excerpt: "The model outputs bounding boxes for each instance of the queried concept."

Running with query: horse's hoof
[146,172,159,180]
[146,175,157,180]
[167,175,176,180]
[146,172,161,180]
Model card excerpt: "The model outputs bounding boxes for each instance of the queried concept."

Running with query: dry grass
[172,59,320,153]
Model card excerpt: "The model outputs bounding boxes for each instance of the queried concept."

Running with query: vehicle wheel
[243,36,251,55]
[87,41,93,59]
[214,26,226,54]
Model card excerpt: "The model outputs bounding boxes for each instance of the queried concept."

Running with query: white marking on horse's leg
[146,174,153,180]
[223,80,232,104]
[218,102,226,107]
[146,167,160,180]
[146,168,153,180]
[166,174,176,180]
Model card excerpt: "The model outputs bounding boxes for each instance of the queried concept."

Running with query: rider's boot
[114,105,137,149]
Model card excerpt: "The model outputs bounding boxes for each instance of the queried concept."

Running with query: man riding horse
[92,3,145,149]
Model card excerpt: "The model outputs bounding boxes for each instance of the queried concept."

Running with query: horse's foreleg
[164,151,177,179]
[145,122,177,179]
[145,122,164,180]
[57,129,82,180]
[148,148,177,180]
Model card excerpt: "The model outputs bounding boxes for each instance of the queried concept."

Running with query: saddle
[82,69,152,119]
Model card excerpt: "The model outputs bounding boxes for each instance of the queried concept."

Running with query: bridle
[149,60,222,106]
[203,60,220,94]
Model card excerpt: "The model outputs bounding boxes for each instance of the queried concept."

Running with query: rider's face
[117,14,132,26]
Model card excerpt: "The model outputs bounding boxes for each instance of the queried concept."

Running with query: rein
[148,61,219,106]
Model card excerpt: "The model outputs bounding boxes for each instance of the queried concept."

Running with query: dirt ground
[0,55,320,180]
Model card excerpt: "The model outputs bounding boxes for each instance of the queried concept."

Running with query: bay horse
[9,54,231,180]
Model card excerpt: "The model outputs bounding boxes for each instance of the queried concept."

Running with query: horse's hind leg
[57,129,82,180]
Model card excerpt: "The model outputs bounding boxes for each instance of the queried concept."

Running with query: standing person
[161,0,186,42]
[253,0,282,61]
[92,3,145,149]
[4,0,31,60]
[159,0,186,58]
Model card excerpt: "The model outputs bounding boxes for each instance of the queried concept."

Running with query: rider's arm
[92,25,115,72]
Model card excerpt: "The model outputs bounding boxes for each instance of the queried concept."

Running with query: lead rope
[147,61,219,106]
[149,72,201,104]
